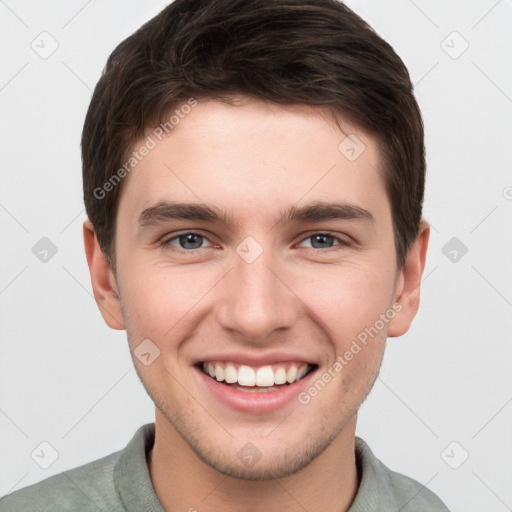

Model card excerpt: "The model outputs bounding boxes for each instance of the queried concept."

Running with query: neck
[148,410,360,512]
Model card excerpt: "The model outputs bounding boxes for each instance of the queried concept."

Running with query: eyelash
[161,231,351,254]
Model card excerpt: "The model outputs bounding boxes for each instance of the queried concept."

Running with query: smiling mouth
[198,361,317,392]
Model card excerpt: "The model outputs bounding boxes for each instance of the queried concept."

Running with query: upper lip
[196,351,318,367]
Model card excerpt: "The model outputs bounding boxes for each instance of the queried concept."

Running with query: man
[0,0,450,510]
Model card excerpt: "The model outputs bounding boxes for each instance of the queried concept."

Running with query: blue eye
[164,232,213,250]
[303,233,336,249]
[298,233,347,250]
[161,231,349,253]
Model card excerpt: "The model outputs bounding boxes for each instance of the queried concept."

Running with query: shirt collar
[113,423,396,511]
[348,437,399,511]
[114,423,165,512]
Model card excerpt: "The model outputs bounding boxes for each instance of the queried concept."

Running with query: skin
[84,95,429,512]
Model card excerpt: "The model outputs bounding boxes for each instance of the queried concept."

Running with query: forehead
[118,97,389,224]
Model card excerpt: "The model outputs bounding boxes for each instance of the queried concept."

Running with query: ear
[387,220,430,337]
[83,220,125,330]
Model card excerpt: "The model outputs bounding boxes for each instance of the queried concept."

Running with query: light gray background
[1,1,511,510]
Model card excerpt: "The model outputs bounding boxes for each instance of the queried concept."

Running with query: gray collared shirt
[0,423,450,511]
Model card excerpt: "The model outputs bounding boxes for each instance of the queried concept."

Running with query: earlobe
[387,220,430,338]
[83,220,125,330]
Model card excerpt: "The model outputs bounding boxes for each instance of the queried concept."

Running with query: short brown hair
[82,0,425,270]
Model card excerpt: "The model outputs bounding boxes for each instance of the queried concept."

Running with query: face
[86,96,427,480]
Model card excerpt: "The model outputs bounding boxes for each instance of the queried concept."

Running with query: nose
[215,247,299,344]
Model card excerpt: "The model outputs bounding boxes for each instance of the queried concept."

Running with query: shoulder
[0,423,156,512]
[353,437,451,511]
[384,467,450,511]
[0,450,123,512]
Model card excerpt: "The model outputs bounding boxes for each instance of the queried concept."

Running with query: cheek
[117,245,396,351]
[299,265,395,346]
[118,260,220,343]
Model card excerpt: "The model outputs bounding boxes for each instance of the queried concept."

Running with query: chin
[159,404,343,482]
[191,442,329,481]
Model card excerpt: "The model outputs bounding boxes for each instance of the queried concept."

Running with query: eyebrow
[138,200,374,228]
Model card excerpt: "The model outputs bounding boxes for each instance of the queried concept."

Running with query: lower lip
[196,366,316,414]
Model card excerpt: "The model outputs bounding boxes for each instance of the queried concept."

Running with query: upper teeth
[202,362,311,387]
